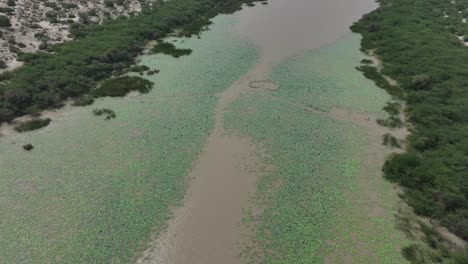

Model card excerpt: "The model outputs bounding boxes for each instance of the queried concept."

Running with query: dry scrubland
[0,0,155,71]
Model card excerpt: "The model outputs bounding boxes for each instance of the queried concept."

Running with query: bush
[152,42,192,57]
[0,59,6,69]
[104,0,114,8]
[129,65,150,72]
[0,16,12,27]
[14,118,51,132]
[6,0,15,7]
[377,115,404,128]
[0,7,14,14]
[23,143,33,151]
[382,133,401,148]
[4,89,31,109]
[72,95,95,106]
[411,74,432,90]
[0,108,14,123]
[93,108,116,120]
[93,76,153,97]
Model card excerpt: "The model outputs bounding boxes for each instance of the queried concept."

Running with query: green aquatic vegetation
[152,42,193,58]
[0,14,258,263]
[227,94,360,263]
[14,118,51,132]
[93,76,153,97]
[268,35,390,117]
[352,0,468,257]
[226,34,409,263]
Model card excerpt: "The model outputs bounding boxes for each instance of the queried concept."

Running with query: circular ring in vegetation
[248,80,278,91]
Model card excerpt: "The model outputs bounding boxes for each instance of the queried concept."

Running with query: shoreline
[352,0,468,260]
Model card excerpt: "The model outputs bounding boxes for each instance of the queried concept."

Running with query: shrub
[411,74,432,90]
[152,42,192,57]
[14,118,52,132]
[72,95,95,106]
[382,133,401,148]
[104,0,114,8]
[0,108,14,123]
[0,59,6,69]
[62,2,78,9]
[146,69,160,75]
[93,108,116,120]
[0,7,14,14]
[377,116,404,128]
[0,16,12,27]
[129,65,150,72]
[93,76,153,97]
[23,144,33,151]
[4,89,31,108]
[6,0,15,7]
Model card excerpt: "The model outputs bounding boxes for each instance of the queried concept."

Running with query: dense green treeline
[352,0,468,261]
[0,0,257,122]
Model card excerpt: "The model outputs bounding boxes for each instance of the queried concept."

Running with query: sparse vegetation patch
[93,76,153,97]
[93,108,116,119]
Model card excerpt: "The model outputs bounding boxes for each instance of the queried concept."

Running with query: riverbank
[352,0,468,262]
[0,0,260,124]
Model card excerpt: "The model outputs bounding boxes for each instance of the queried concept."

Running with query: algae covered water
[0,0,410,263]
[0,17,258,263]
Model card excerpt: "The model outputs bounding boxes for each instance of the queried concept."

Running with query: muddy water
[138,0,383,263]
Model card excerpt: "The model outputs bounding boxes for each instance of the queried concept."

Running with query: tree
[4,89,31,108]
[411,74,432,90]
[0,108,14,123]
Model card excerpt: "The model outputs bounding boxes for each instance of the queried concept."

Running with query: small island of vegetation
[14,117,51,132]
[93,76,153,97]
[152,41,193,57]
